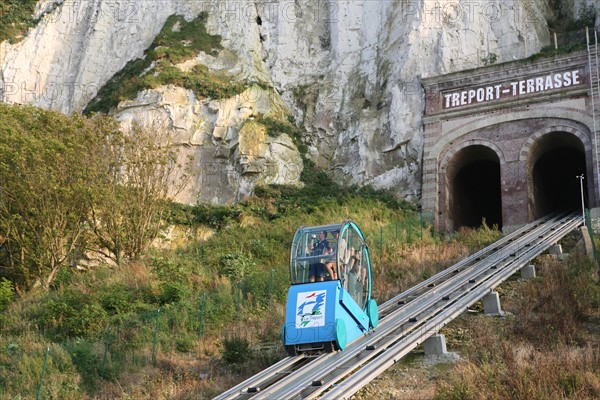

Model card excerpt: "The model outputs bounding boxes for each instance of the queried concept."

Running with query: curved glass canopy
[289,221,372,308]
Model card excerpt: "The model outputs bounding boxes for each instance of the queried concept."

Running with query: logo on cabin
[296,290,326,328]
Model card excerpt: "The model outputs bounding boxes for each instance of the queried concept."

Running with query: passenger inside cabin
[324,230,340,280]
[308,231,330,282]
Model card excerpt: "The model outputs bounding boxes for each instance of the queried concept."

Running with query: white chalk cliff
[1,0,591,204]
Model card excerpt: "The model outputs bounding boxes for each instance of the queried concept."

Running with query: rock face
[2,0,589,204]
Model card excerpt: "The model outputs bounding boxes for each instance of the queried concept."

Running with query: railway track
[215,212,583,400]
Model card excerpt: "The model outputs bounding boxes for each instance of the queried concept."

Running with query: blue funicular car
[282,221,378,355]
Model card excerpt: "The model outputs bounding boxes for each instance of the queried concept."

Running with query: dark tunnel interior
[532,146,587,218]
[449,146,502,230]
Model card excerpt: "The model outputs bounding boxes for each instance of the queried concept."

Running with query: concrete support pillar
[521,264,536,279]
[548,244,563,256]
[482,291,502,315]
[424,334,447,356]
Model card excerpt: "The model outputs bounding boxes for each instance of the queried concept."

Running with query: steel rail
[377,214,558,316]
[214,213,581,400]
[262,214,581,400]
[321,213,582,399]
[213,355,310,400]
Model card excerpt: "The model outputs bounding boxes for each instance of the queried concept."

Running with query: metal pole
[198,292,206,338]
[577,174,585,222]
[152,308,160,365]
[36,347,50,400]
[100,326,111,379]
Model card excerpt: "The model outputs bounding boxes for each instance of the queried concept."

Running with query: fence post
[269,268,275,302]
[100,326,111,379]
[379,226,383,265]
[236,282,242,314]
[36,347,50,400]
[198,293,206,339]
[152,308,161,365]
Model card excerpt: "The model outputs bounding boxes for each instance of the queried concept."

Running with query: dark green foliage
[0,278,13,311]
[99,284,137,315]
[0,105,180,288]
[40,290,108,340]
[84,14,246,114]
[548,2,597,32]
[253,159,416,219]
[222,337,252,365]
[66,339,100,389]
[0,0,39,43]
[220,252,255,282]
[167,203,242,229]
[174,333,196,353]
[153,14,223,62]
[158,281,189,305]
[51,267,74,290]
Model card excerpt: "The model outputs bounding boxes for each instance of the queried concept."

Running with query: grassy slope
[0,158,508,399]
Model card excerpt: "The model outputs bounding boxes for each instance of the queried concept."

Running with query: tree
[0,105,190,289]
[87,117,190,265]
[0,105,98,288]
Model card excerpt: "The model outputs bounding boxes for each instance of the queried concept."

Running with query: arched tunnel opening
[530,133,588,218]
[448,145,502,230]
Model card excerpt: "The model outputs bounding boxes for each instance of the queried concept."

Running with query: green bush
[40,290,108,339]
[0,278,14,311]
[158,281,189,305]
[222,337,252,365]
[99,284,137,315]
[175,334,196,353]
[221,252,256,282]
[0,0,39,44]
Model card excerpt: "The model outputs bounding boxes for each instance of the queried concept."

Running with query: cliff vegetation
[84,14,248,114]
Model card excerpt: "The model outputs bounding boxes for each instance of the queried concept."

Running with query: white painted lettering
[486,86,494,100]
[572,69,580,85]
[476,88,485,102]
[535,77,544,92]
[563,71,572,86]
[468,89,476,103]
[545,75,554,90]
[442,69,582,110]
[444,93,452,108]
[526,79,534,94]
[511,81,519,95]
[452,92,460,107]
[554,73,562,88]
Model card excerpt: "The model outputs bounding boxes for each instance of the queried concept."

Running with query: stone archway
[440,141,505,231]
[422,51,598,232]
[522,129,592,219]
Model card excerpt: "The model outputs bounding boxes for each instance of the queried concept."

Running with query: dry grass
[434,254,600,400]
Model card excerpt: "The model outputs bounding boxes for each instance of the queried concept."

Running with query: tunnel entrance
[530,132,588,218]
[448,145,502,230]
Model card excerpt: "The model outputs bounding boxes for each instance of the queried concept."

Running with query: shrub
[99,284,137,315]
[222,337,252,365]
[221,252,256,282]
[175,334,196,353]
[0,278,14,311]
[39,290,108,339]
[84,14,248,114]
[0,0,39,44]
[158,281,189,305]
